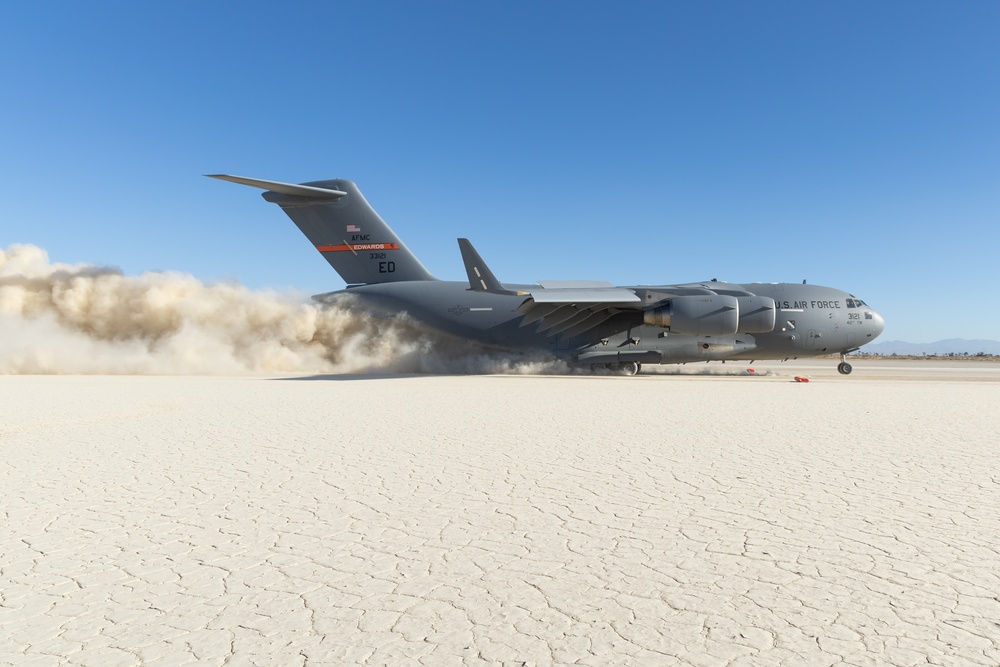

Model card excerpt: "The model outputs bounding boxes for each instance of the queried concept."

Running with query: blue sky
[1,2,997,342]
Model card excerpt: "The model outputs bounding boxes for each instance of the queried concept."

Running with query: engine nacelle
[643,294,777,335]
[735,296,776,333]
[643,295,739,335]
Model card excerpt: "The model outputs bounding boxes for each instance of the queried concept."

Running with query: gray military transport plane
[209,175,885,375]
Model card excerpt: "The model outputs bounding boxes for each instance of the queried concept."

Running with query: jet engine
[643,295,776,335]
[734,295,776,333]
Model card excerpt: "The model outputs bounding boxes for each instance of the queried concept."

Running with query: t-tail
[207,175,436,285]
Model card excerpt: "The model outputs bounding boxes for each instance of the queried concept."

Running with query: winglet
[206,174,347,199]
[458,238,512,294]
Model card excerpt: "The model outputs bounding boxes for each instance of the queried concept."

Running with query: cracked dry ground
[2,373,999,666]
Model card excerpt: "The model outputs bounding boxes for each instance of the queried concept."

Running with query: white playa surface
[2,360,999,666]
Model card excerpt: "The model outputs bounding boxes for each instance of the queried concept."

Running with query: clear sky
[1,2,997,342]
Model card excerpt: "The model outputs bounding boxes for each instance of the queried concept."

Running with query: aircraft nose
[870,310,885,340]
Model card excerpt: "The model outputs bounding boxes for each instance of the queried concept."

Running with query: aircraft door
[807,329,820,348]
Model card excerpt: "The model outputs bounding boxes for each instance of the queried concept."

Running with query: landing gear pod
[579,351,656,376]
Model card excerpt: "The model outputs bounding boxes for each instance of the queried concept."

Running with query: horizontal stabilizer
[206,174,347,198]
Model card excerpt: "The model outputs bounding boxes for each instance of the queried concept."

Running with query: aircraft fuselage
[210,175,885,375]
[317,280,885,367]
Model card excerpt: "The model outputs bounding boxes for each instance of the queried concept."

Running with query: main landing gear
[594,362,642,376]
[620,361,641,376]
[837,354,853,375]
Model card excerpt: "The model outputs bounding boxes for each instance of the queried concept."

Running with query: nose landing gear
[837,354,853,375]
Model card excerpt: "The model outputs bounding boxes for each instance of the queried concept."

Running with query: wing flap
[517,302,560,326]
[558,310,617,339]
[542,309,596,336]
[515,285,639,339]
[535,305,583,333]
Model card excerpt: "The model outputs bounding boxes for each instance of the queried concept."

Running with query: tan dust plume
[0,244,569,375]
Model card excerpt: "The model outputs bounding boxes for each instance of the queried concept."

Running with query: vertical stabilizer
[208,175,436,285]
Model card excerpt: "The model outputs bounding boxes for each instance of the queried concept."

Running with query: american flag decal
[346,224,361,232]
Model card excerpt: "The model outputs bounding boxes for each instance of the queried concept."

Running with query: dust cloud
[643,364,770,377]
[0,244,570,376]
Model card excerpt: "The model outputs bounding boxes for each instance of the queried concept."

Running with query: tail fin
[208,175,436,285]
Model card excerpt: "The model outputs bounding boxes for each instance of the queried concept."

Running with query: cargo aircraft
[210,175,885,375]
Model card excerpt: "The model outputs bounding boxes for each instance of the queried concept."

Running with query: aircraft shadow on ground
[273,373,429,382]
[272,369,775,382]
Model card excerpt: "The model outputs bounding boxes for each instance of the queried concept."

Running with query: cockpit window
[846,298,867,309]
[846,298,856,308]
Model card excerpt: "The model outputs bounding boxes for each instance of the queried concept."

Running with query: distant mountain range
[857,338,1000,356]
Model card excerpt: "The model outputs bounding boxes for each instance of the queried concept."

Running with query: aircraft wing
[527,281,640,304]
[516,281,642,339]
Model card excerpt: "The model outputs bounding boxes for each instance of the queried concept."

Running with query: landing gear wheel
[837,362,853,375]
[620,361,640,376]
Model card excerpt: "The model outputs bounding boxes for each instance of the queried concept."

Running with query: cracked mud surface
[2,367,999,665]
